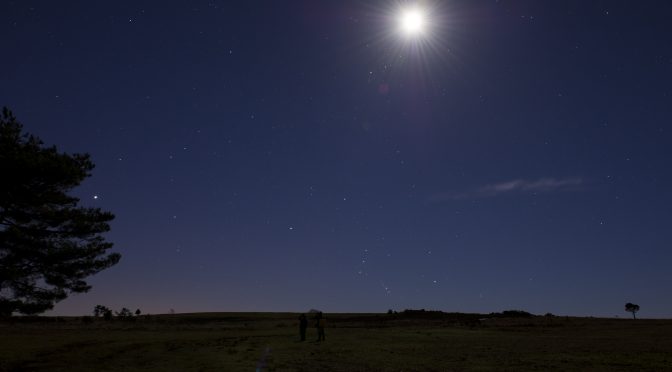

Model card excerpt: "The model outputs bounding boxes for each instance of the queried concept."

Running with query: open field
[1,312,671,371]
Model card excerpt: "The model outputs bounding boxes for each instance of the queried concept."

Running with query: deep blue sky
[2,1,671,318]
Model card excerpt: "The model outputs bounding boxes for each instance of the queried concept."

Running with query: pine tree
[0,107,120,316]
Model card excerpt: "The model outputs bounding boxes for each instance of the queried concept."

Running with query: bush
[116,308,133,318]
[499,310,533,318]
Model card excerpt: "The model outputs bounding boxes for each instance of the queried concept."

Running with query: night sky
[2,1,671,318]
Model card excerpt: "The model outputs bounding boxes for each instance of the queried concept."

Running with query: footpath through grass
[1,313,671,371]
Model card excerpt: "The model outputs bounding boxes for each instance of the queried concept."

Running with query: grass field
[1,312,671,371]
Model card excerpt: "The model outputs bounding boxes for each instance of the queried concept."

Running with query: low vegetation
[1,311,670,371]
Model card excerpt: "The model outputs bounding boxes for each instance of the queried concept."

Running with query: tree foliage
[93,304,111,317]
[625,302,640,319]
[0,107,120,316]
[116,307,132,318]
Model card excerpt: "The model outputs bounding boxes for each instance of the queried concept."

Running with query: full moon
[399,7,426,36]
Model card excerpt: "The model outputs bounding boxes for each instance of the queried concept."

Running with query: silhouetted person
[315,312,326,341]
[298,314,307,341]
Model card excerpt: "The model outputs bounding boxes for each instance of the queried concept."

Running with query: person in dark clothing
[315,312,326,341]
[298,314,308,341]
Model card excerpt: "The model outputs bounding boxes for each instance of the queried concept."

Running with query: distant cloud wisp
[429,177,584,202]
[479,177,583,196]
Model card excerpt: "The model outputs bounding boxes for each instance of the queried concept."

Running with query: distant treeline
[1,309,537,325]
[388,309,534,319]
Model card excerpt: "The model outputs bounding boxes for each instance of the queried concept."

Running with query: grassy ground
[1,313,671,371]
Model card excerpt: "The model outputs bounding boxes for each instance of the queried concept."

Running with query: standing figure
[298,313,308,341]
[315,312,326,341]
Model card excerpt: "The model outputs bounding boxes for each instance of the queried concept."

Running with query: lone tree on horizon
[625,302,640,319]
[93,305,111,318]
[0,107,120,316]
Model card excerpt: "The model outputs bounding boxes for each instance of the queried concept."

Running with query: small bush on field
[495,310,533,318]
[116,308,133,318]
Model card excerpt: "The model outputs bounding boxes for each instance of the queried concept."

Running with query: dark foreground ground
[1,312,671,371]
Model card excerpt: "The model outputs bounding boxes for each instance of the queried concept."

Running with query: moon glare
[399,7,426,36]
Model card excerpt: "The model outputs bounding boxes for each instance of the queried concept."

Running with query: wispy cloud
[429,177,584,202]
[479,177,583,195]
